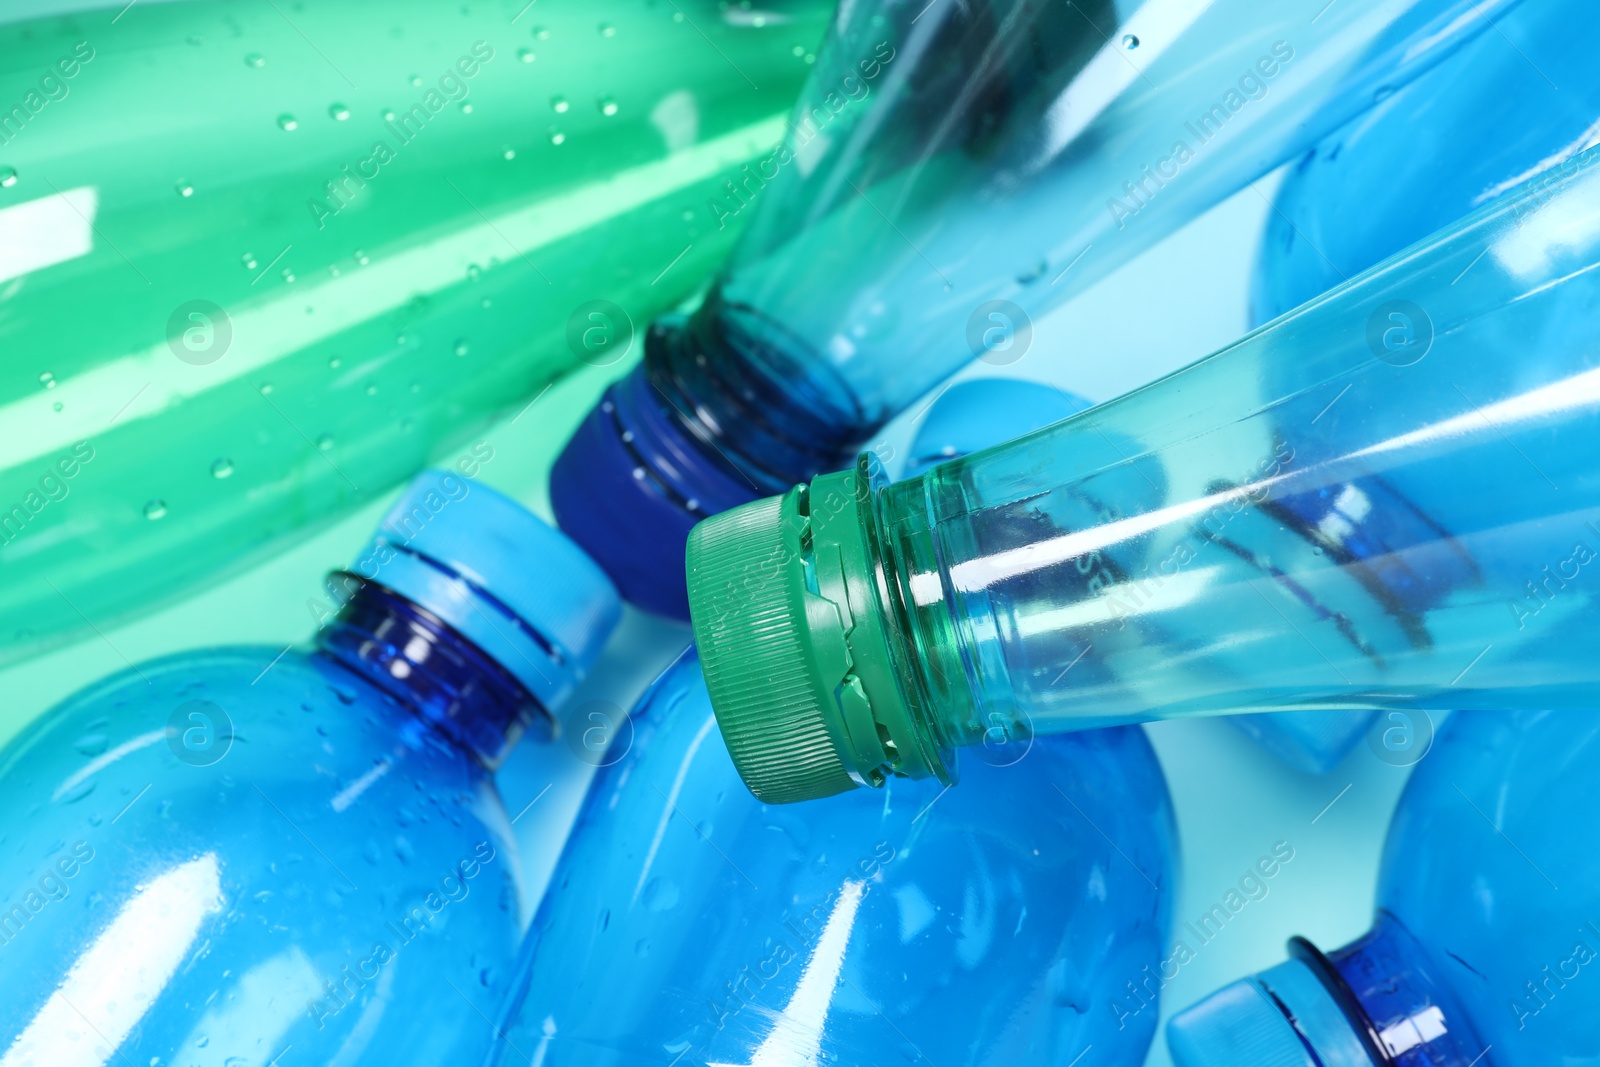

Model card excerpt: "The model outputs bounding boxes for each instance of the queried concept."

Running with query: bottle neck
[645,292,866,493]
[315,577,544,770]
[1318,912,1486,1066]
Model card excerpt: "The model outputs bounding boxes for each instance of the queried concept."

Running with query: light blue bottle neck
[314,577,542,770]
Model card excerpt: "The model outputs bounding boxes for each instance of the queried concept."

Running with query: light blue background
[0,169,1414,1066]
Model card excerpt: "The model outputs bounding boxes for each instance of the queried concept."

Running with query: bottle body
[1168,708,1600,1067]
[1224,0,1600,772]
[556,0,1520,615]
[878,144,1600,754]
[491,650,1177,1066]
[0,636,521,1066]
[0,0,828,660]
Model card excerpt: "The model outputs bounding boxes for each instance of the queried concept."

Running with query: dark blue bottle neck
[645,291,866,493]
[314,577,545,770]
[1307,911,1486,1066]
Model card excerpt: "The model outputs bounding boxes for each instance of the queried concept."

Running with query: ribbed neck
[315,578,543,769]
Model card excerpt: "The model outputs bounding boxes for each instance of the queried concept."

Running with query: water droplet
[501,145,516,160]
[792,44,806,57]
[549,129,566,146]
[641,877,680,912]
[210,457,234,479]
[453,339,470,357]
[598,21,616,36]
[459,101,473,114]
[329,356,342,369]
[277,113,298,131]
[329,102,350,121]
[382,108,397,122]
[804,53,816,65]
[480,298,492,309]
[281,267,295,282]
[186,34,205,46]
[175,180,194,198]
[52,401,62,412]
[144,500,168,520]
[74,733,109,756]
[355,249,370,265]
[258,383,273,395]
[532,25,550,40]
[409,74,423,88]
[245,52,266,68]
[466,263,482,281]
[672,11,684,22]
[635,938,650,956]
[550,95,569,113]
[365,383,378,396]
[316,434,334,452]
[518,47,536,63]
[39,372,54,389]
[597,95,618,117]
[1374,85,1395,103]
[0,167,17,188]
[1122,34,1140,50]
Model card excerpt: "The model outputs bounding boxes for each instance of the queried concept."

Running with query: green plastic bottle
[687,141,1600,804]
[0,0,828,664]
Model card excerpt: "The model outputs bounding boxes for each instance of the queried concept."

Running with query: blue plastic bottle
[1168,708,1600,1066]
[550,0,1523,617]
[0,470,619,1067]
[488,649,1177,1066]
[1229,0,1600,774]
[899,378,1091,480]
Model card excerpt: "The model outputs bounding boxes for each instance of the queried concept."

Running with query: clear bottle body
[1227,0,1600,774]
[0,584,534,1066]
[0,0,827,661]
[874,143,1600,750]
[655,0,1522,490]
[492,650,1177,1066]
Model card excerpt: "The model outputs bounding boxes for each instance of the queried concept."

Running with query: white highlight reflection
[1,854,225,1067]
[709,880,866,1067]
[0,187,97,286]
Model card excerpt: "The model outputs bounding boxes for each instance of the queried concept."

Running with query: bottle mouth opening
[686,457,953,803]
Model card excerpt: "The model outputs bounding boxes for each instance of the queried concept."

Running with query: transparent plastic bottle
[1228,0,1600,775]
[488,649,1177,1067]
[0,0,829,664]
[1166,708,1599,1067]
[0,470,620,1066]
[550,0,1522,617]
[684,135,1600,804]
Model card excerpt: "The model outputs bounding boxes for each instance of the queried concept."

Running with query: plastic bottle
[550,0,1524,617]
[0,0,830,665]
[1225,0,1600,774]
[488,648,1177,1067]
[684,132,1600,804]
[899,378,1092,480]
[1166,708,1600,1066]
[0,470,620,1066]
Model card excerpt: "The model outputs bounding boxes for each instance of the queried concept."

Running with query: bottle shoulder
[512,655,1175,1063]
[0,645,520,1066]
[1377,710,1600,1059]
